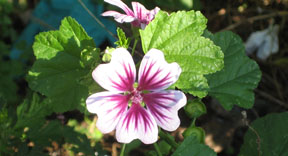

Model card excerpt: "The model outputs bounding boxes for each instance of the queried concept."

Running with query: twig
[255,89,288,109]
[78,0,117,39]
[242,111,261,156]
[221,11,288,31]
[248,125,261,156]
[30,15,56,30]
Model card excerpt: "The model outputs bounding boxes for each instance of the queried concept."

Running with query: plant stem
[120,144,126,156]
[153,143,162,156]
[159,130,179,149]
[191,117,196,127]
[131,39,138,56]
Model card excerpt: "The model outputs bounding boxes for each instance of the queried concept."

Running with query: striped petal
[147,7,160,21]
[116,104,158,144]
[131,2,160,29]
[104,0,134,16]
[92,48,136,92]
[131,2,150,22]
[86,92,129,133]
[102,11,136,23]
[143,90,186,131]
[138,49,181,91]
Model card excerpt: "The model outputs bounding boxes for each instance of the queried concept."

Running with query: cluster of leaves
[0,0,21,104]
[27,17,103,113]
[0,10,104,156]
[0,93,100,155]
[140,10,261,110]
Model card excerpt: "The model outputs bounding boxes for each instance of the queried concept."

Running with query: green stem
[191,117,196,127]
[120,144,126,156]
[131,39,138,56]
[153,143,162,156]
[159,130,179,149]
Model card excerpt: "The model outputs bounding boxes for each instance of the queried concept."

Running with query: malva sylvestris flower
[101,0,160,29]
[86,48,187,144]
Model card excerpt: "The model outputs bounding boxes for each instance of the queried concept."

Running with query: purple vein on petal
[123,104,153,133]
[144,93,177,124]
[139,60,173,91]
[123,62,135,91]
[138,61,155,90]
[105,95,129,120]
[109,61,135,91]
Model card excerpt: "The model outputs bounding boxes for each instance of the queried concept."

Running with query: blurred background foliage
[0,0,288,155]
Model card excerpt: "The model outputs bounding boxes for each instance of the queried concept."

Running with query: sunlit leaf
[27,17,102,112]
[140,11,224,97]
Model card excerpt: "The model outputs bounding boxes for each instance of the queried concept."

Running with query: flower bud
[102,47,115,63]
[182,126,205,143]
[184,99,206,118]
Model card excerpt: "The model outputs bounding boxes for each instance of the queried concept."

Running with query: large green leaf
[172,135,217,156]
[27,17,102,112]
[239,112,288,156]
[140,11,224,97]
[204,31,261,110]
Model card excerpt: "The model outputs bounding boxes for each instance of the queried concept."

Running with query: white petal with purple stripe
[143,90,187,131]
[102,11,136,23]
[138,49,181,91]
[104,0,134,16]
[116,104,158,144]
[92,48,136,92]
[86,92,129,133]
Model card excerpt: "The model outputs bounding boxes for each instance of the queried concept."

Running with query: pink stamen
[130,88,143,105]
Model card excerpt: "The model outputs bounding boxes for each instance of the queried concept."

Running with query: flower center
[127,83,145,107]
[130,88,143,105]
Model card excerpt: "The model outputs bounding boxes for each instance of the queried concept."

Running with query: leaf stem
[131,39,138,56]
[153,143,162,156]
[191,117,196,127]
[120,144,126,156]
[159,130,179,149]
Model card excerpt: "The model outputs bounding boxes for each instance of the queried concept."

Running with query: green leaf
[140,11,224,97]
[239,112,288,156]
[15,93,52,129]
[158,140,172,155]
[172,135,217,156]
[115,27,130,49]
[204,31,261,110]
[27,17,102,112]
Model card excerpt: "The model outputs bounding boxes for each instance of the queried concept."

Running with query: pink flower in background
[101,0,160,29]
[86,48,186,144]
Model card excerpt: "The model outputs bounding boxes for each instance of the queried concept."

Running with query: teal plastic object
[10,0,116,59]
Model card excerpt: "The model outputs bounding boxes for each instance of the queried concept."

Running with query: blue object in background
[10,0,116,59]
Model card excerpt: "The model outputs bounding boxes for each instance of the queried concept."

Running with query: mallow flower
[86,48,186,144]
[101,0,160,29]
